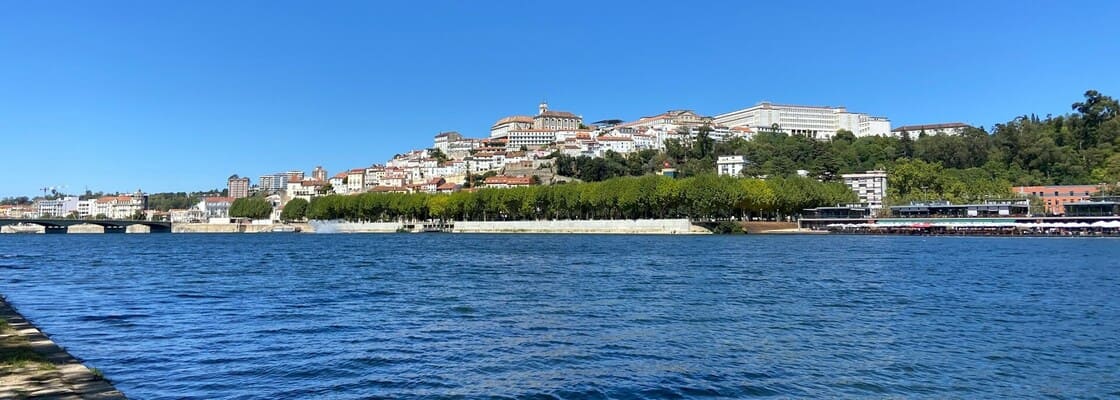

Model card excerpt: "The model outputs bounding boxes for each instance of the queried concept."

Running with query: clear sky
[2,1,1118,197]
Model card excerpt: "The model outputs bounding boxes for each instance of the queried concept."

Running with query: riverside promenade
[1,296,125,399]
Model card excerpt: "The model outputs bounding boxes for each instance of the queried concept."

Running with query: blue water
[1,234,1118,399]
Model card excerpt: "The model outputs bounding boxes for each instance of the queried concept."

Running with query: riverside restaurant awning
[825,220,1120,229]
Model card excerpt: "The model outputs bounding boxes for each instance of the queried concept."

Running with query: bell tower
[538,101,548,115]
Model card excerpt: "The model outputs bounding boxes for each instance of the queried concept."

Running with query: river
[1,234,1118,398]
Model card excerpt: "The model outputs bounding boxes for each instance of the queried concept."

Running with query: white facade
[197,197,233,219]
[346,169,365,193]
[490,116,534,138]
[596,137,635,155]
[259,173,288,192]
[842,170,888,210]
[717,156,748,177]
[714,102,891,140]
[891,123,971,137]
[36,196,79,218]
[507,129,557,149]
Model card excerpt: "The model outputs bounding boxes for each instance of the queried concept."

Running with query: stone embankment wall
[309,221,402,233]
[1,296,126,399]
[171,223,313,233]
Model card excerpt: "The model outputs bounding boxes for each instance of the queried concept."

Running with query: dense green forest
[552,90,1120,204]
[307,174,855,222]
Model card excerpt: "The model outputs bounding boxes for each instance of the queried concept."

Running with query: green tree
[281,198,309,221]
[229,197,273,219]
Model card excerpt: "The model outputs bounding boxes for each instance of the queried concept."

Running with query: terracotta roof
[436,182,459,191]
[597,136,632,142]
[204,197,235,203]
[96,196,135,203]
[484,175,533,186]
[537,110,579,119]
[370,186,408,193]
[493,115,534,126]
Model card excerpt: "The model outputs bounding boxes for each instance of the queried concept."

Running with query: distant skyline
[2,1,1119,197]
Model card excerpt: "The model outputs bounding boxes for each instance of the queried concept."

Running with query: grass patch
[1,318,55,371]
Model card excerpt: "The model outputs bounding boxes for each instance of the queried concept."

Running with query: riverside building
[714,102,890,140]
[842,170,888,210]
[1013,184,1101,215]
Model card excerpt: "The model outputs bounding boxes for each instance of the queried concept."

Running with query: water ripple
[0,234,1118,398]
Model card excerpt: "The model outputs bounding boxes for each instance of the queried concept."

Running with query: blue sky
[2,1,1118,197]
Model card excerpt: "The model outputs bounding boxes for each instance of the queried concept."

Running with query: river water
[1,234,1118,399]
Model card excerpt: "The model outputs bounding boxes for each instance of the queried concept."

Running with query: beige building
[312,166,328,182]
[228,175,250,199]
[490,116,534,138]
[532,102,582,130]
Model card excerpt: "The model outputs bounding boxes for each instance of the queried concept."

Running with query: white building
[506,129,557,149]
[842,170,888,210]
[891,122,972,137]
[36,196,79,218]
[433,131,463,153]
[596,136,635,155]
[197,197,234,219]
[714,102,891,140]
[490,116,534,139]
[259,173,289,192]
[717,155,749,177]
[89,191,148,219]
[346,169,366,193]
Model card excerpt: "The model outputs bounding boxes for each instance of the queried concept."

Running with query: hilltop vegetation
[553,90,1120,205]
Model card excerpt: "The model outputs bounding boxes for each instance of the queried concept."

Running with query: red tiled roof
[484,176,533,186]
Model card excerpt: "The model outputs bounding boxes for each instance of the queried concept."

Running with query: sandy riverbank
[0,296,125,399]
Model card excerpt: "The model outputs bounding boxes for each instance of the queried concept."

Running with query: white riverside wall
[310,221,403,233]
[454,219,699,234]
[308,219,703,234]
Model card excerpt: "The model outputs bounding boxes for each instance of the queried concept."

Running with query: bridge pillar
[126,225,151,234]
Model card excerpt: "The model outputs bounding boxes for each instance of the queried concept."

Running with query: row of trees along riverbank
[302,174,855,222]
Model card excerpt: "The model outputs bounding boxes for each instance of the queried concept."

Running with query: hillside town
[4,97,1120,228]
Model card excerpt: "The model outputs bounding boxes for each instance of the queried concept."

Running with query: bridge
[0,218,172,234]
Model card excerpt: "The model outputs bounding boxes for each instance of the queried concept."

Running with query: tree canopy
[306,174,854,222]
[229,197,273,219]
[281,198,309,221]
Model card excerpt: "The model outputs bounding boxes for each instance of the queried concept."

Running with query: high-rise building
[285,170,305,182]
[312,166,328,182]
[259,173,288,192]
[228,175,250,199]
[842,171,888,210]
[714,102,890,140]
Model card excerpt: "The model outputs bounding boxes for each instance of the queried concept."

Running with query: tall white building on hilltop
[714,102,890,140]
[842,170,888,210]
